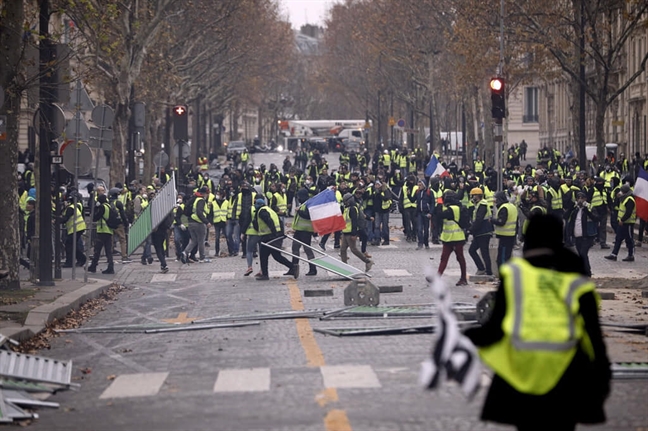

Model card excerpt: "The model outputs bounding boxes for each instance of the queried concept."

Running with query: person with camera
[567,192,599,276]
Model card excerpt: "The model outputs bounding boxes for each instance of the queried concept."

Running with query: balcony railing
[523,114,539,123]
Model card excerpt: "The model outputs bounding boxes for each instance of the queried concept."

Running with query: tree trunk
[474,87,484,158]
[466,88,477,166]
[0,0,24,289]
[595,99,607,165]
[111,101,128,187]
[480,84,494,165]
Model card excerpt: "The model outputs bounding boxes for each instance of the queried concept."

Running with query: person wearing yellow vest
[61,193,87,268]
[173,193,191,261]
[428,177,444,244]
[402,175,419,242]
[436,190,468,285]
[491,191,518,267]
[289,189,318,276]
[604,184,636,262]
[340,193,374,272]
[88,195,115,274]
[181,187,211,264]
[253,199,297,280]
[468,188,493,276]
[465,214,610,431]
[372,180,392,246]
[211,190,230,257]
[587,176,610,249]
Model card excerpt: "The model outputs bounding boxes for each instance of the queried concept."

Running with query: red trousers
[437,242,467,280]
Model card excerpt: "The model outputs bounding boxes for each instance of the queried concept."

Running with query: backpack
[105,203,121,229]
[356,205,367,230]
[458,204,471,230]
[184,195,196,217]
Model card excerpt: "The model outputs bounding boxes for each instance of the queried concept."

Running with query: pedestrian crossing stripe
[269,271,287,278]
[96,366,388,398]
[214,368,270,393]
[383,269,412,277]
[151,273,177,283]
[99,372,168,399]
[211,272,235,280]
[320,365,381,389]
[378,244,398,249]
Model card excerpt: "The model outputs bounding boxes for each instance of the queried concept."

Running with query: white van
[337,129,363,140]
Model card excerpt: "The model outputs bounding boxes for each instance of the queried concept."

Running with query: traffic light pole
[494,118,503,192]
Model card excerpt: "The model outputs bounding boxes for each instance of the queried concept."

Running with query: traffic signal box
[173,105,188,141]
[490,77,506,120]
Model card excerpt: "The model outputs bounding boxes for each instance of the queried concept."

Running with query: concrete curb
[1,278,114,342]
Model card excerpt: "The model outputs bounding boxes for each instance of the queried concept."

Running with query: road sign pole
[38,0,54,286]
[71,123,80,281]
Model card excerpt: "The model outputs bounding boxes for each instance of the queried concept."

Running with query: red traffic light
[173,105,187,116]
[490,78,504,92]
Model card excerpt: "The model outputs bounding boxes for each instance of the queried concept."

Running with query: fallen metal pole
[144,321,260,334]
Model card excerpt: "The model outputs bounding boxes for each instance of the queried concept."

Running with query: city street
[26,186,648,430]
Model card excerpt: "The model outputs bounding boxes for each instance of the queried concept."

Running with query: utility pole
[578,0,587,172]
[38,0,54,286]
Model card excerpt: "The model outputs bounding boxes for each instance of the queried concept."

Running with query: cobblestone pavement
[24,221,647,431]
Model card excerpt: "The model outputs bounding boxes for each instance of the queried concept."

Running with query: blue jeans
[142,236,152,260]
[226,220,241,254]
[374,212,390,243]
[246,235,261,268]
[417,213,430,246]
[173,225,189,258]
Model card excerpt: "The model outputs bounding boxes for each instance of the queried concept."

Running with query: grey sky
[280,0,339,29]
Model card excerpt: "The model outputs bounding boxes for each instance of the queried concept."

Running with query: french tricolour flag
[425,154,450,178]
[305,188,346,235]
[634,167,648,222]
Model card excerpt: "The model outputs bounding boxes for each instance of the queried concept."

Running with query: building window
[524,87,539,123]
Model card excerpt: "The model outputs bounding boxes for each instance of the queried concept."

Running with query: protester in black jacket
[466,214,610,430]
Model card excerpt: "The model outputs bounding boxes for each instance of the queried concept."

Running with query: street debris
[314,321,479,337]
[611,362,648,379]
[344,279,380,306]
[57,321,261,334]
[319,304,477,321]
[0,335,77,424]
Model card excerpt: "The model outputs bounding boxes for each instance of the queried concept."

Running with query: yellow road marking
[315,387,338,407]
[161,312,201,324]
[287,279,353,431]
[324,409,353,431]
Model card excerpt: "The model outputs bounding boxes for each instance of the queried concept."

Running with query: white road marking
[99,372,168,399]
[269,271,287,278]
[320,365,382,389]
[211,272,235,280]
[213,368,271,392]
[151,273,177,283]
[378,244,398,249]
[383,269,411,277]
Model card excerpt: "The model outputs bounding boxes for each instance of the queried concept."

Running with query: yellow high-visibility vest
[478,258,596,395]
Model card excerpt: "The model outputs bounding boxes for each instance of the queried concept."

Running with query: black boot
[306,265,317,276]
[102,264,115,274]
[88,263,97,273]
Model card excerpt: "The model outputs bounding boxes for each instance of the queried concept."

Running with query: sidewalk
[0,264,117,341]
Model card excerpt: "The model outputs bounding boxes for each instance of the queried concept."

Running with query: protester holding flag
[340,193,374,272]
[290,189,318,276]
[633,166,648,246]
[604,184,636,262]
[465,214,610,431]
[425,154,450,179]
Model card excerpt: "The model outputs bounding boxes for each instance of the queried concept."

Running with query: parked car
[226,140,247,154]
[343,137,363,153]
